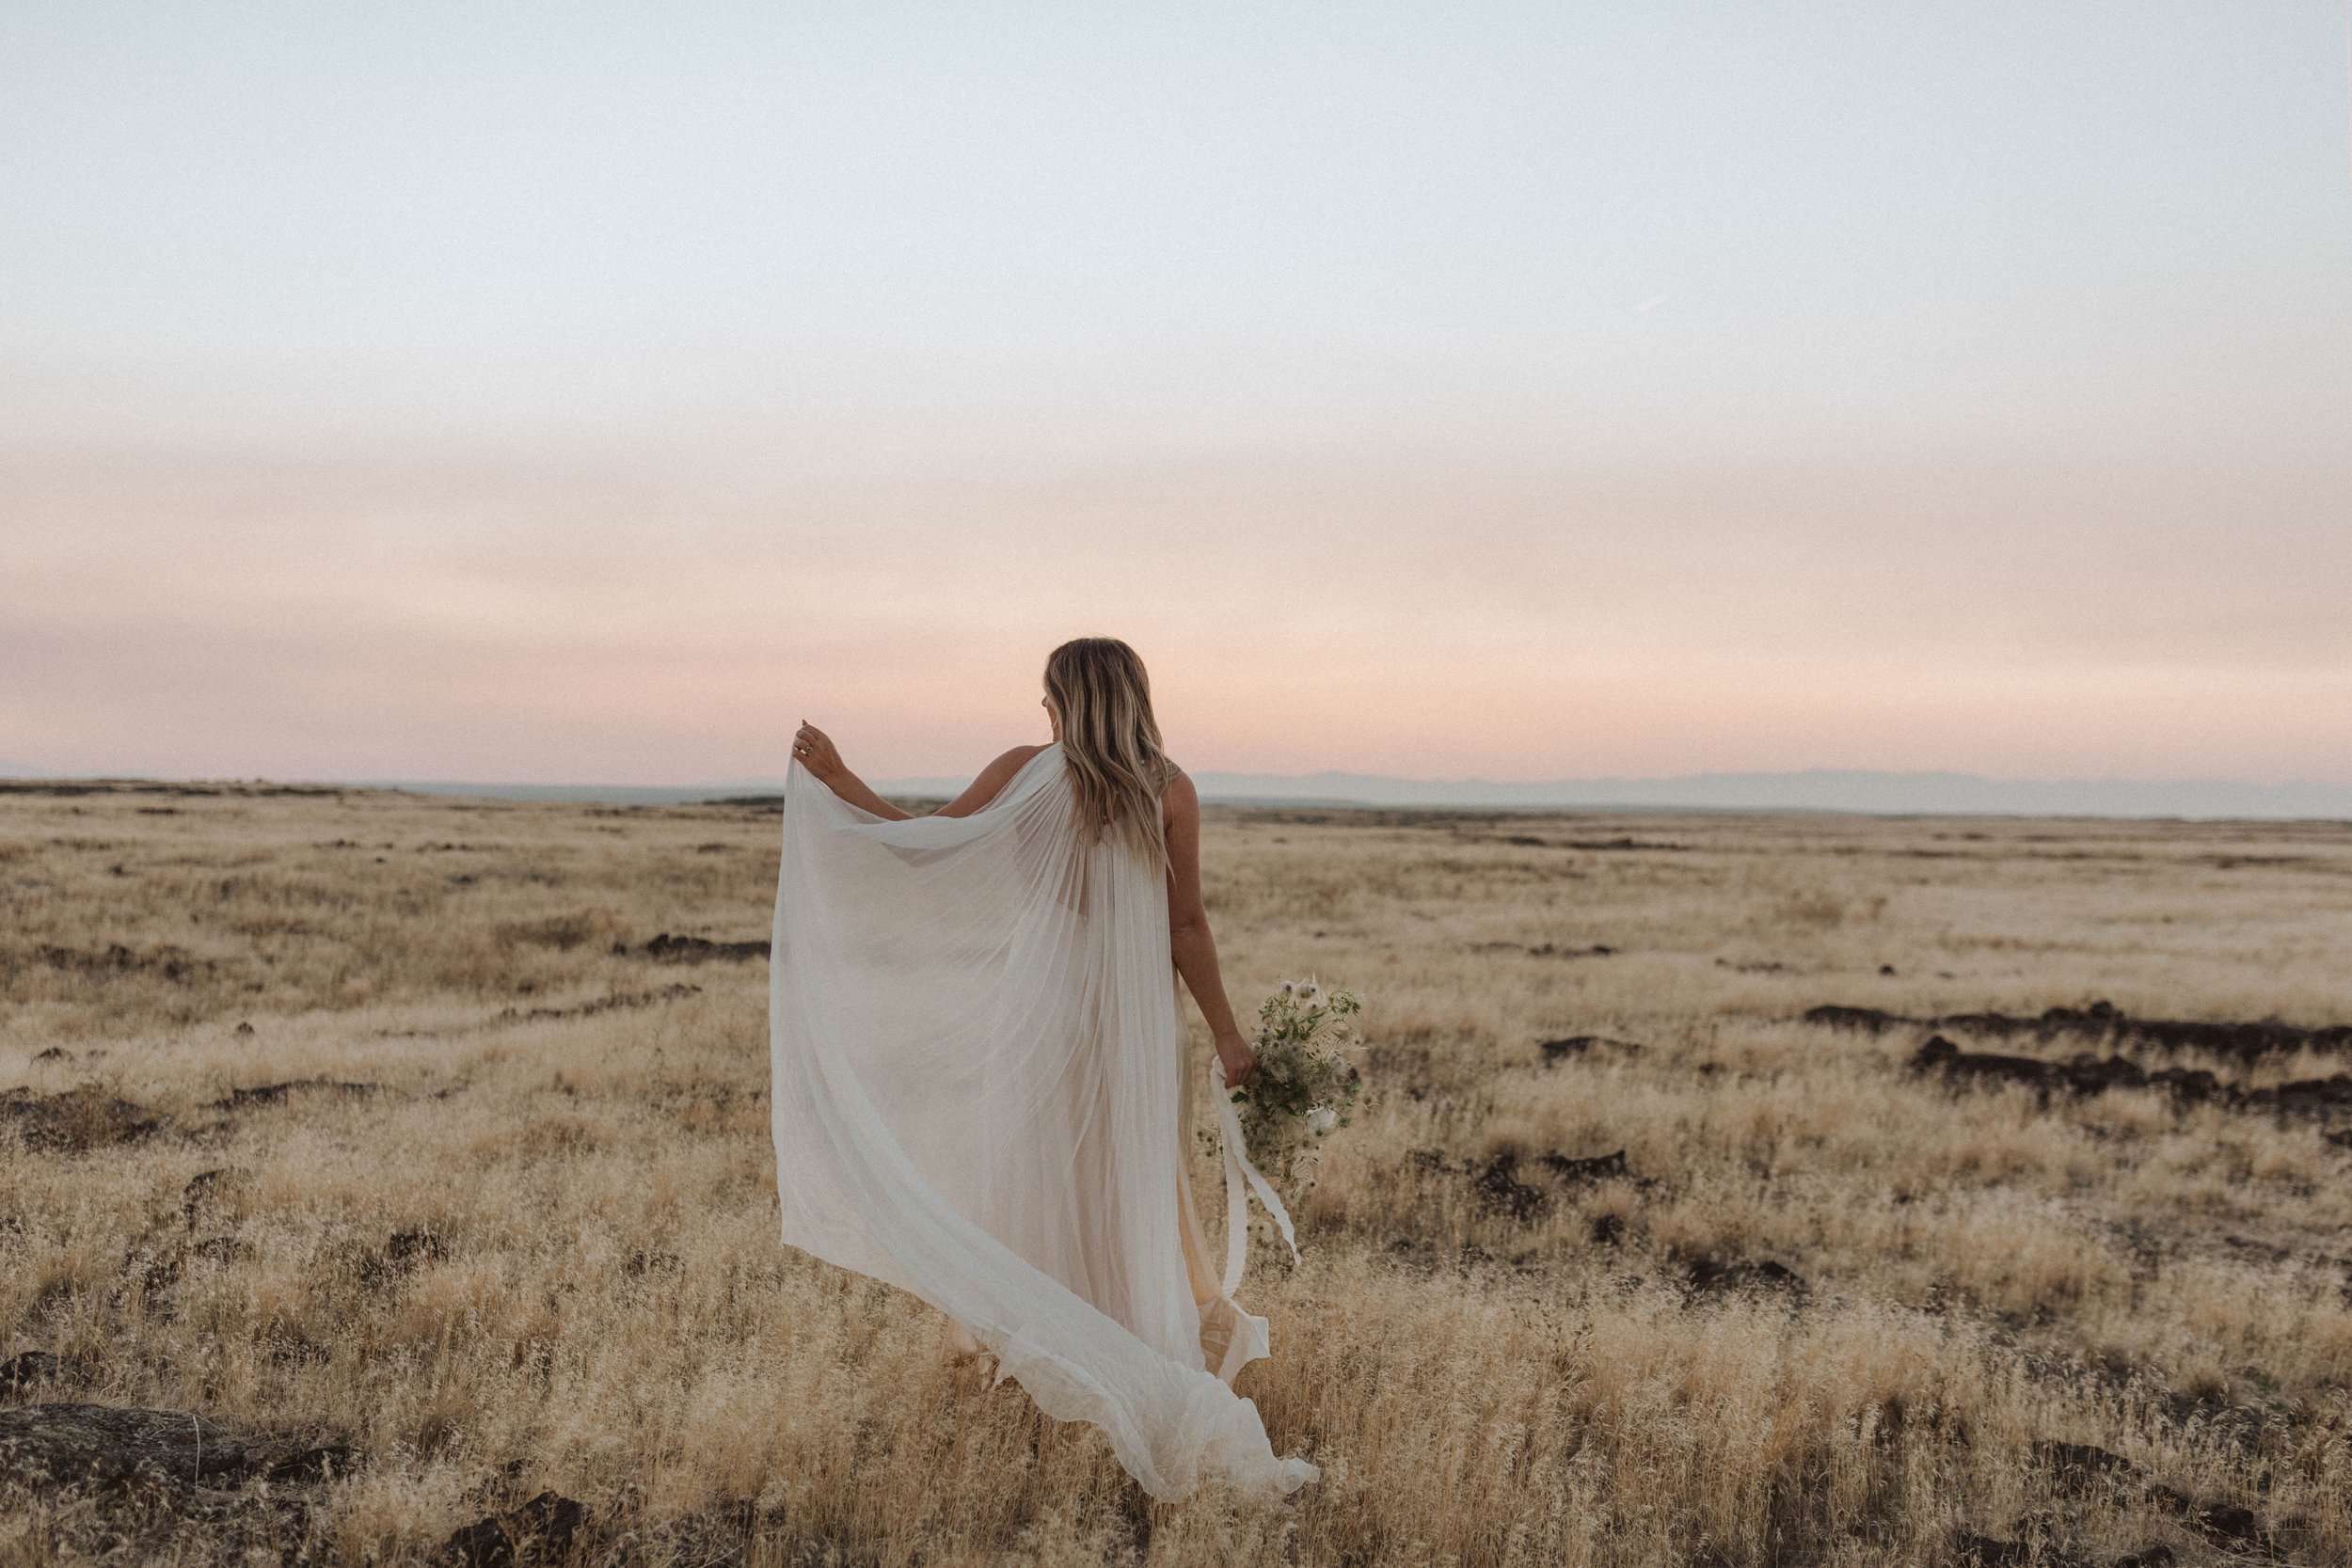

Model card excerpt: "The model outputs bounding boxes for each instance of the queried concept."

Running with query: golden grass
[3,784,2350,1565]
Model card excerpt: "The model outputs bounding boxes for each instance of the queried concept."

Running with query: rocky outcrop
[0,1085,163,1150]
[0,1402,351,1490]
[1805,1002,2352,1062]
[639,933,770,962]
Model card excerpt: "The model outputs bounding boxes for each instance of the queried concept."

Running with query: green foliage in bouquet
[1227,978,1364,1196]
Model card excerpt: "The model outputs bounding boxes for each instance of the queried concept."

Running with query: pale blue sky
[6,3,2344,457]
[3,5,2348,784]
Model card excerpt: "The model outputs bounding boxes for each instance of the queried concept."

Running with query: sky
[3,3,2347,785]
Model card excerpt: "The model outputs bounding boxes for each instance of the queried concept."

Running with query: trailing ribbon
[1209,1057,1300,1296]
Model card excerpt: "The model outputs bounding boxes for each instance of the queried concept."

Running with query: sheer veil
[768,743,1317,1498]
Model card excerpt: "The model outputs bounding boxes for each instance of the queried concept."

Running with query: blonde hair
[1043,638,1175,868]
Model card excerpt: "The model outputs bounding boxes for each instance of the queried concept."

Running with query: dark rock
[1911,1038,2208,1105]
[1536,1148,1629,1184]
[1950,1532,2035,1567]
[32,1047,69,1063]
[497,983,701,1024]
[436,1490,587,1567]
[2110,1548,2172,1568]
[2148,1484,2261,1544]
[121,1249,182,1305]
[0,1352,93,1398]
[0,1085,164,1151]
[2118,1014,2350,1061]
[1908,1033,2350,1125]
[2185,1501,2258,1543]
[642,933,769,963]
[1588,1213,1626,1246]
[2242,1073,2352,1115]
[0,1402,351,1491]
[621,1247,684,1278]
[1804,1005,1904,1033]
[181,1167,246,1228]
[2033,1439,2136,1493]
[232,1022,254,1037]
[1538,1036,1642,1065]
[209,1079,376,1111]
[355,1228,450,1288]
[1805,1002,2352,1062]
[1913,1035,2066,1094]
[32,942,209,983]
[2060,1053,2152,1094]
[1470,1154,1548,1220]
[386,1228,447,1263]
[2143,1067,2220,1103]
[1685,1257,1806,1297]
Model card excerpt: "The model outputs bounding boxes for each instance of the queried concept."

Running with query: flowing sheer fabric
[769,744,1317,1499]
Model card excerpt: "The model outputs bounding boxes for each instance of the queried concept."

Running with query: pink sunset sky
[4,6,2348,787]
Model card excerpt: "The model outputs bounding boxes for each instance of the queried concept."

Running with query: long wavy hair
[1044,638,1176,868]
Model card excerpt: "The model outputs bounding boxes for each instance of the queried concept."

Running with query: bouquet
[1224,978,1364,1204]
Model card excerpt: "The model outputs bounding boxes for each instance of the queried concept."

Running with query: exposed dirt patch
[1807,1002,2352,1062]
[1684,1256,1808,1299]
[636,932,770,962]
[1909,1035,2352,1124]
[0,1402,354,1561]
[494,982,700,1023]
[1413,1146,1648,1222]
[0,1401,352,1488]
[1538,1035,1644,1065]
[0,1085,165,1150]
[0,1352,95,1400]
[27,942,213,983]
[435,1489,587,1566]
[208,1079,378,1112]
[1476,941,1616,958]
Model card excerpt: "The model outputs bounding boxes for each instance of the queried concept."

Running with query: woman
[770,637,1318,1499]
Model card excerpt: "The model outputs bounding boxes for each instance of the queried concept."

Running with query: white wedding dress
[768,743,1318,1498]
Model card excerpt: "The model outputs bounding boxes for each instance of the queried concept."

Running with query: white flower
[1306,1106,1338,1136]
[1292,980,1324,1007]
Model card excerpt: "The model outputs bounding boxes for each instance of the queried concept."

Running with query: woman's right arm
[792,724,1041,822]
[792,722,913,819]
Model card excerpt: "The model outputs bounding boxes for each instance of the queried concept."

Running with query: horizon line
[7,766,2350,823]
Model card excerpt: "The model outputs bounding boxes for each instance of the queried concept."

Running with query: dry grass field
[3,781,2350,1567]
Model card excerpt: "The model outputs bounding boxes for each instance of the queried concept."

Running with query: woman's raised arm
[792,722,1042,822]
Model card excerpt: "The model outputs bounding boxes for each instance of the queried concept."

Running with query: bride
[770,637,1319,1499]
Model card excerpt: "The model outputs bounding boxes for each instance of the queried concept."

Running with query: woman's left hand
[792,721,845,783]
[1215,1031,1257,1088]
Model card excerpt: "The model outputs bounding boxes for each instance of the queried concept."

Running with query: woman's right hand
[792,721,845,784]
[1215,1031,1257,1088]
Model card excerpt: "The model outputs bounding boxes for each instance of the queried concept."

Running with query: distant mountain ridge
[1171,768,2352,819]
[5,763,2344,817]
[928,768,2351,819]
[367,768,2352,818]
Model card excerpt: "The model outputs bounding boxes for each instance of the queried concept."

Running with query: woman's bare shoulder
[1160,766,1198,815]
[934,744,1054,817]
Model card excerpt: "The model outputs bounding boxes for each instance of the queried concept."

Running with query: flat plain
[3,781,2349,1567]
